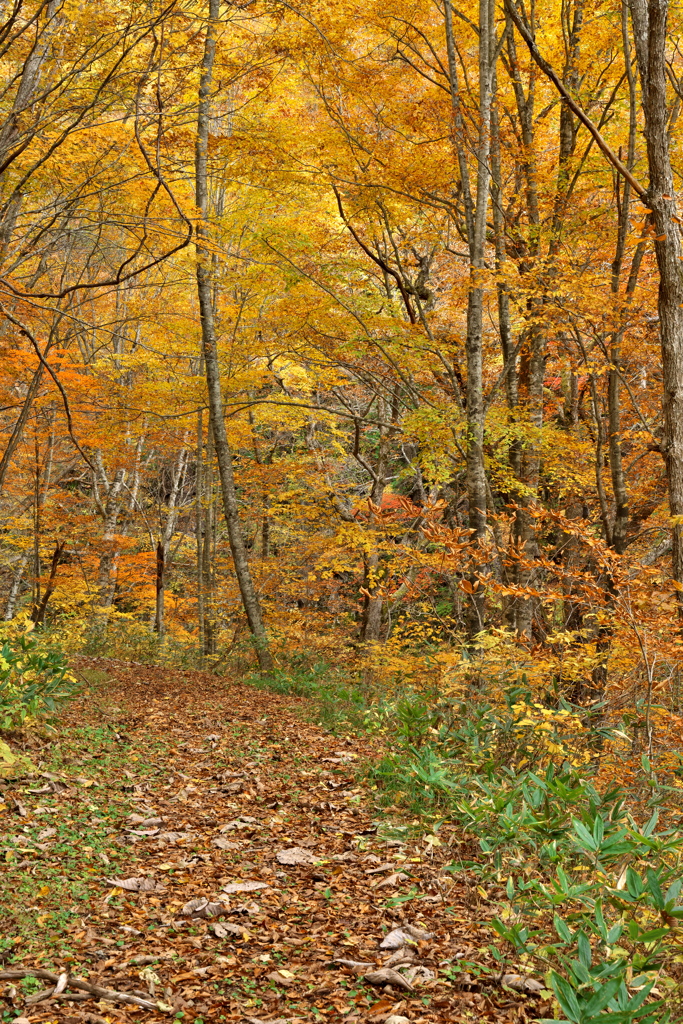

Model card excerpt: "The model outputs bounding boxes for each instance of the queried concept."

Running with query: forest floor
[0,659,552,1024]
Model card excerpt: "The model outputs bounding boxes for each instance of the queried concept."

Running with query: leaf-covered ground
[0,660,552,1024]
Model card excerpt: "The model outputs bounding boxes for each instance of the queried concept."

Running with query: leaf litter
[0,655,551,1023]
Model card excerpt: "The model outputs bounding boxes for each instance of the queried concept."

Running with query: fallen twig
[0,969,164,1012]
[26,988,90,1004]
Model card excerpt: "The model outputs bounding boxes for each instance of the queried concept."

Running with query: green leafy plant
[0,626,79,728]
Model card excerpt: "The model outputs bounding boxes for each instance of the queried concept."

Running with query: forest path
[0,658,543,1024]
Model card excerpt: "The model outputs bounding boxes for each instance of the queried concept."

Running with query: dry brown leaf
[366,862,395,875]
[180,897,226,918]
[402,923,435,941]
[368,998,395,1015]
[243,1018,300,1024]
[266,970,295,987]
[105,877,159,892]
[327,958,374,971]
[213,836,240,850]
[210,922,249,939]
[501,973,544,994]
[222,880,270,894]
[275,847,316,866]
[364,967,414,991]
[402,965,435,985]
[376,872,410,888]
[379,928,415,950]
[383,947,416,968]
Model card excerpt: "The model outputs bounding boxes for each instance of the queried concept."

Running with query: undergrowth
[250,660,683,1023]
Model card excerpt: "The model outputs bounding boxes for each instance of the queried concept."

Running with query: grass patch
[245,660,373,733]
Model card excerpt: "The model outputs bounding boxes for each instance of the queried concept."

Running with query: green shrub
[0,626,79,728]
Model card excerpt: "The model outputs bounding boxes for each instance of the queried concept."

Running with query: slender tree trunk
[154,541,165,635]
[96,466,126,604]
[629,0,683,601]
[154,446,188,636]
[0,363,45,496]
[31,541,65,625]
[4,552,28,620]
[202,423,216,657]
[195,0,272,669]
[465,0,494,548]
[196,409,206,659]
[445,0,495,635]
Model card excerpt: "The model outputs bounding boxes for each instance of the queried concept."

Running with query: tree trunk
[629,0,683,601]
[31,541,65,625]
[96,466,126,604]
[154,541,165,635]
[4,552,28,620]
[196,409,206,659]
[445,0,495,635]
[195,0,272,669]
[0,363,45,496]
[153,446,188,636]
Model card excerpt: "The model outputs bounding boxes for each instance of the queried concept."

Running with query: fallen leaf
[222,880,270,894]
[213,837,240,850]
[210,921,249,939]
[233,900,261,915]
[501,973,545,994]
[379,928,415,950]
[327,958,373,971]
[402,923,435,941]
[384,947,416,968]
[366,862,395,874]
[368,998,395,1015]
[376,872,410,887]
[180,897,226,918]
[0,740,15,765]
[364,967,414,991]
[276,847,316,866]
[243,1018,299,1024]
[104,877,159,892]
[402,964,436,984]
[266,969,295,987]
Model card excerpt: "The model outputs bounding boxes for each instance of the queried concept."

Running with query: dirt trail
[0,659,546,1024]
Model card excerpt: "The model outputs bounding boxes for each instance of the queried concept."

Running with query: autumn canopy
[1,0,683,731]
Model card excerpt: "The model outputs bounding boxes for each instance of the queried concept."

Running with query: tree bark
[4,552,28,620]
[629,0,683,600]
[196,409,206,659]
[445,0,495,635]
[154,541,165,635]
[31,541,65,625]
[0,363,45,496]
[195,0,272,669]
[154,446,188,636]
